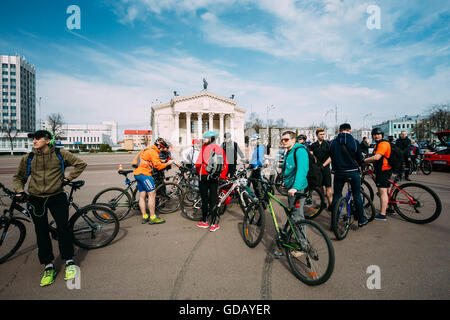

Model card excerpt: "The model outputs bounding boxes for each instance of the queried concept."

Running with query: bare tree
[47,113,65,140]
[1,121,20,155]
[413,104,450,141]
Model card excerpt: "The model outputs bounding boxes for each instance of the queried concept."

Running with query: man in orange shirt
[133,138,174,224]
[363,128,393,220]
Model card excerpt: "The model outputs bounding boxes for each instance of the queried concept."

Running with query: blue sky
[1,0,449,136]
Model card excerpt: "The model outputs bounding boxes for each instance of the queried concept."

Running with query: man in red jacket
[195,131,228,232]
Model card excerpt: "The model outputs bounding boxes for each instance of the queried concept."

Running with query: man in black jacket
[396,131,412,181]
[360,137,369,157]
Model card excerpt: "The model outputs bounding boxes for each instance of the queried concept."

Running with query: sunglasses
[281,138,291,143]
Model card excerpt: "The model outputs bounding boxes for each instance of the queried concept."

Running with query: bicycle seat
[118,170,133,176]
[68,180,85,188]
[343,177,353,183]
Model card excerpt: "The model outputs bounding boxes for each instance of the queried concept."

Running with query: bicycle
[408,154,432,175]
[0,181,120,264]
[244,177,335,286]
[92,169,184,220]
[331,178,376,240]
[168,163,200,207]
[361,167,442,224]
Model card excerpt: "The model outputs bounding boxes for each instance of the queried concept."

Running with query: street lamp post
[266,104,275,146]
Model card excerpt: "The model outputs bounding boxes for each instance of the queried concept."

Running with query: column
[219,113,224,144]
[230,114,235,139]
[197,112,203,139]
[186,112,191,146]
[209,112,214,132]
[174,112,180,146]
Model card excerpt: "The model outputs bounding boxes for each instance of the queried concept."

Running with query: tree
[47,113,65,140]
[413,104,450,142]
[245,112,264,132]
[1,121,20,155]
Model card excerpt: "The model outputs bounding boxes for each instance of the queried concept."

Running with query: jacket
[329,132,363,173]
[195,143,228,178]
[396,137,411,158]
[13,147,87,197]
[133,145,168,176]
[221,141,244,165]
[250,145,265,169]
[282,143,309,191]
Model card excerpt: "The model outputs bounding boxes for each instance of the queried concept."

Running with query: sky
[1,0,449,138]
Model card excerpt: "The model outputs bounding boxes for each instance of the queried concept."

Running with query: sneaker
[358,218,369,227]
[148,216,166,224]
[141,217,149,224]
[386,208,396,215]
[375,214,387,221]
[291,250,305,260]
[273,249,283,259]
[64,262,77,281]
[196,221,209,229]
[40,267,56,287]
[209,224,220,232]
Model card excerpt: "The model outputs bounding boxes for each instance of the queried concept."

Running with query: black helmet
[371,128,384,136]
[297,134,307,141]
[155,137,169,149]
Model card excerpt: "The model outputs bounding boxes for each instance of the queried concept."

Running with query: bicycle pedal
[273,250,284,258]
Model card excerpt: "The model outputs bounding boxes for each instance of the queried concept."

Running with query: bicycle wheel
[331,196,351,240]
[420,160,432,175]
[92,187,132,221]
[181,194,203,221]
[275,173,288,196]
[392,183,442,224]
[242,202,265,248]
[155,182,184,214]
[71,205,120,249]
[0,218,26,264]
[304,187,325,219]
[361,191,376,222]
[285,220,335,286]
[361,179,374,203]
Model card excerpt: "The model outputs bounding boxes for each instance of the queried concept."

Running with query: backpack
[131,149,153,170]
[375,140,402,174]
[290,145,322,190]
[26,147,65,179]
[205,148,224,180]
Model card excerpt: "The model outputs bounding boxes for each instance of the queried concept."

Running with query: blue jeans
[331,171,364,223]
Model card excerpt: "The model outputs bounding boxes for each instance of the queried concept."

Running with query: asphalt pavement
[0,153,449,300]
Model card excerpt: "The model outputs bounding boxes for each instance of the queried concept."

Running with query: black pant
[29,192,74,265]
[249,168,263,199]
[227,164,237,178]
[199,175,219,225]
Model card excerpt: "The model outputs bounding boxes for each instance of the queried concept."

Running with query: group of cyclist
[8,122,417,287]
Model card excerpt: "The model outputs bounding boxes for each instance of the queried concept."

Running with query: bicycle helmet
[297,134,307,141]
[155,137,169,149]
[203,131,219,139]
[27,130,55,147]
[371,128,384,137]
[249,134,260,141]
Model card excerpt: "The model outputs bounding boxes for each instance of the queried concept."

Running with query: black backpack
[291,146,322,189]
[205,148,224,180]
[375,140,402,174]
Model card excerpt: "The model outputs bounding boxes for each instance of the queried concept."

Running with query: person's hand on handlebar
[15,191,28,203]
[166,160,175,166]
[288,188,297,197]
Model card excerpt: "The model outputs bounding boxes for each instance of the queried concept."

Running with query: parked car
[423,131,450,170]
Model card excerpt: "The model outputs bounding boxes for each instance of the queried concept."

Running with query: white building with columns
[151,90,246,147]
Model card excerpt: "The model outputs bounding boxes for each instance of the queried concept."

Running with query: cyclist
[222,132,245,178]
[309,128,333,211]
[396,131,412,181]
[281,130,309,259]
[133,137,174,224]
[181,139,201,167]
[360,137,370,157]
[248,134,265,199]
[329,123,367,228]
[363,128,394,220]
[195,131,228,232]
[12,130,87,287]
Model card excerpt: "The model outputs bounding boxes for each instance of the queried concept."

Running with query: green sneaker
[141,217,149,224]
[40,268,56,287]
[148,216,166,224]
[64,263,77,280]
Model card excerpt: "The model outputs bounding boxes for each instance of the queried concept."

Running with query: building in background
[0,55,36,153]
[122,130,152,150]
[372,115,426,140]
[40,120,118,150]
[352,128,372,143]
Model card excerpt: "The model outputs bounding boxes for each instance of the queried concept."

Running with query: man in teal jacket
[281,130,309,223]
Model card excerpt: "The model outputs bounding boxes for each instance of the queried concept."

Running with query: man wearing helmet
[13,130,87,287]
[222,132,245,178]
[195,131,228,232]
[133,137,174,224]
[363,128,393,220]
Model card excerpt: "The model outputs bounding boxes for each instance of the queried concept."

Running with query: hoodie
[329,132,363,173]
[13,146,87,197]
